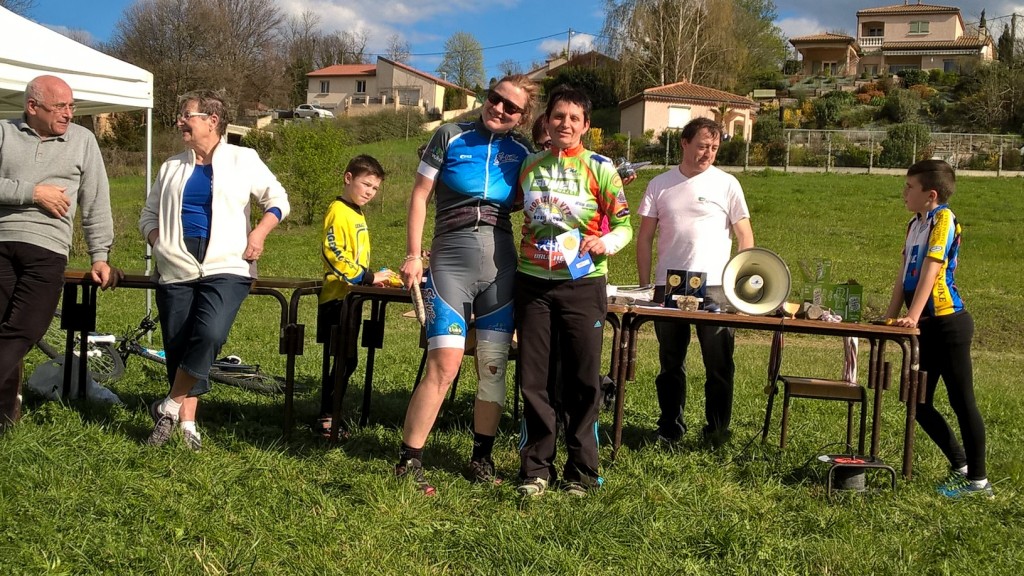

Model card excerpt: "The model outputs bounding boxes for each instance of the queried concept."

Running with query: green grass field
[3,140,1023,574]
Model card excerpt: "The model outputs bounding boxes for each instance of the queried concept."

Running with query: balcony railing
[859,37,883,47]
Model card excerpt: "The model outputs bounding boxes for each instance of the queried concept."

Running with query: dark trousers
[916,311,987,480]
[316,300,357,418]
[0,242,66,425]
[516,273,606,485]
[155,274,252,397]
[652,285,735,438]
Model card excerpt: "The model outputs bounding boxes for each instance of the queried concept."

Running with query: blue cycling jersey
[418,120,532,236]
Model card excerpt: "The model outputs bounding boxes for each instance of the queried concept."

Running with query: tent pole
[145,107,153,330]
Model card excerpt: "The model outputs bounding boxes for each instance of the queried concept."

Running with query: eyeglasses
[486,91,525,116]
[535,140,553,150]
[34,101,77,114]
[178,112,210,121]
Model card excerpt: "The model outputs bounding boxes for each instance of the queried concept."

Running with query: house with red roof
[305,56,476,118]
[618,81,757,141]
[790,1,994,78]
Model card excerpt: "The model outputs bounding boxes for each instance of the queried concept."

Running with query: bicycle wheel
[36,310,125,382]
[210,365,288,394]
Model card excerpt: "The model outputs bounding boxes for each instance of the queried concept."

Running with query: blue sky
[38,0,1019,80]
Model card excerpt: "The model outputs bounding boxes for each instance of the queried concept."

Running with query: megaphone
[722,248,791,315]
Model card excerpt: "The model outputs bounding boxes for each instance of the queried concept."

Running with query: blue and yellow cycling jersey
[901,204,964,318]
[418,120,533,236]
[320,198,371,304]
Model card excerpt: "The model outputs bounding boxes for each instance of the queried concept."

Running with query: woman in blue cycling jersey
[396,74,539,494]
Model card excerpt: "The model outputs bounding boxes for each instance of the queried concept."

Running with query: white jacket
[139,142,290,284]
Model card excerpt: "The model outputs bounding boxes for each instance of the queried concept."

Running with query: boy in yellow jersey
[316,155,392,438]
[885,159,992,498]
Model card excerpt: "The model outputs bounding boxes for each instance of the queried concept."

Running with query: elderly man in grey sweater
[0,75,120,431]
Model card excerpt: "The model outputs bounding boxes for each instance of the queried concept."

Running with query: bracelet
[404,254,422,262]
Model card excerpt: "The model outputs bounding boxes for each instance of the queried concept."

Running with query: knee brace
[475,340,509,406]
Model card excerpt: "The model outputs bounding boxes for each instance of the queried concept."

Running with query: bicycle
[36,310,289,394]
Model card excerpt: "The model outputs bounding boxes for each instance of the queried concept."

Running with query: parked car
[294,104,335,119]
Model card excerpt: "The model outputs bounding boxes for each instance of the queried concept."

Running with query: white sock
[180,420,199,437]
[971,478,988,488]
[956,465,968,475]
[160,397,182,418]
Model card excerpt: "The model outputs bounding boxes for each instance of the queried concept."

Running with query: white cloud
[777,16,826,40]
[43,24,96,46]
[537,33,593,57]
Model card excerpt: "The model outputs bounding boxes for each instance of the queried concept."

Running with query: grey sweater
[0,117,113,262]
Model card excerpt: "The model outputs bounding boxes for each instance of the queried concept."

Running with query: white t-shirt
[637,165,750,286]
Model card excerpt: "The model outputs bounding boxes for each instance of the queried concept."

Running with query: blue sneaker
[936,469,966,492]
[937,475,994,499]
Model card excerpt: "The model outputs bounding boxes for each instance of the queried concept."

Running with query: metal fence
[625,129,1024,175]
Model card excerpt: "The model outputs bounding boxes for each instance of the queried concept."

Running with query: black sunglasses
[486,91,525,116]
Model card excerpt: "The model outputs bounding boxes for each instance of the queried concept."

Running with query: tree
[111,0,285,124]
[437,31,484,89]
[997,24,1014,66]
[0,0,35,15]
[497,59,523,76]
[315,29,368,68]
[385,34,411,63]
[282,10,321,107]
[600,0,786,97]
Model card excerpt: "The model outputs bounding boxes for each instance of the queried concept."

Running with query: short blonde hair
[493,74,540,128]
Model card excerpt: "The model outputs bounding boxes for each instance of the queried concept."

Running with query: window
[943,59,957,73]
[867,27,883,37]
[667,106,691,129]
[356,80,367,94]
[319,80,330,93]
[909,21,929,34]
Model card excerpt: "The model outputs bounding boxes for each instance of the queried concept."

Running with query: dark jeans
[155,274,252,397]
[652,287,735,438]
[916,310,987,480]
[316,300,357,418]
[515,273,606,485]
[0,242,66,424]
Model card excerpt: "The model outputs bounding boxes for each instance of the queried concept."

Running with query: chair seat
[780,375,865,401]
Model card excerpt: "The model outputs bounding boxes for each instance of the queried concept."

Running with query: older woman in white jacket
[139,90,289,450]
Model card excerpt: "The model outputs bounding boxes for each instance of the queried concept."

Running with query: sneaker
[936,468,966,491]
[516,477,548,498]
[146,400,177,447]
[395,458,436,496]
[182,428,202,452]
[937,475,994,499]
[562,481,588,498]
[467,458,503,485]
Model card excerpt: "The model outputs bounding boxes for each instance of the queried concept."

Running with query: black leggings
[915,311,987,480]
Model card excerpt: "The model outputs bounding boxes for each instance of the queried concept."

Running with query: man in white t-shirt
[636,117,755,444]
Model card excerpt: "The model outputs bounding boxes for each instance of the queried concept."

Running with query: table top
[618,304,918,339]
[64,269,324,291]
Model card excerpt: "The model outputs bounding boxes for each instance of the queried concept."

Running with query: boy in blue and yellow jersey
[315,155,392,438]
[885,159,992,499]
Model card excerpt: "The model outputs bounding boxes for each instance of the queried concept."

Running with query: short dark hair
[179,89,230,136]
[907,159,955,203]
[680,117,723,143]
[345,154,385,180]
[544,84,592,124]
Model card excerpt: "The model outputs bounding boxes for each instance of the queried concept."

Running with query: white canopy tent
[0,6,153,116]
[0,5,155,308]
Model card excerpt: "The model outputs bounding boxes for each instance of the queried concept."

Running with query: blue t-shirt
[182,164,213,238]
